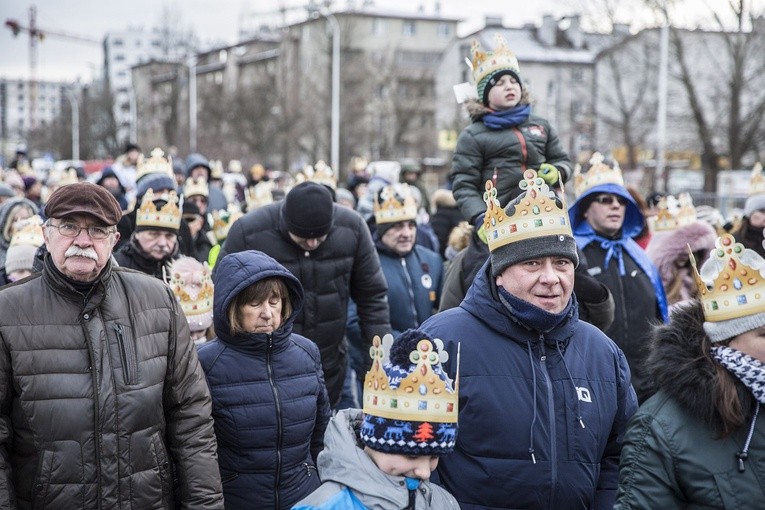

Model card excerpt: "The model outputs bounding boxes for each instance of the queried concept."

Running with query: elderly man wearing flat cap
[0,182,223,509]
[216,181,391,408]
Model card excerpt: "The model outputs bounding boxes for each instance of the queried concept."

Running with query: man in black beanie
[216,181,391,407]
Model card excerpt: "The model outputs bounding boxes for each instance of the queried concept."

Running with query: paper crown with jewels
[136,189,182,231]
[211,204,244,241]
[244,180,274,211]
[483,169,572,253]
[165,257,214,332]
[574,152,625,196]
[295,160,337,189]
[183,176,209,198]
[690,234,765,322]
[374,184,418,225]
[9,215,44,248]
[209,159,224,180]
[136,148,173,182]
[56,168,80,188]
[649,193,698,232]
[470,34,521,89]
[749,162,765,196]
[360,330,459,455]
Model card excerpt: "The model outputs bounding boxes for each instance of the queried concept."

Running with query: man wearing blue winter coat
[420,171,637,509]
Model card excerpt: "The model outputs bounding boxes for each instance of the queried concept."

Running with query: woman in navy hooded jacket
[197,250,331,509]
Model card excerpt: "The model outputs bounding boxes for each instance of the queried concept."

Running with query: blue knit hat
[360,329,459,456]
[136,174,176,200]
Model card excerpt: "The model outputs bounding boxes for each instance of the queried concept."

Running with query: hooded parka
[451,99,572,223]
[215,202,390,406]
[0,256,223,509]
[420,260,637,510]
[197,250,331,510]
[615,302,765,509]
[293,409,460,510]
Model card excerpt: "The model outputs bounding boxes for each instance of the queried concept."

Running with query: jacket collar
[42,253,112,309]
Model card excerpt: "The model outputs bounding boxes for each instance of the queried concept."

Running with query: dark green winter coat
[615,302,765,509]
[450,99,572,223]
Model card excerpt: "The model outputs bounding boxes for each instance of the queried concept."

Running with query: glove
[473,213,488,245]
[538,163,559,186]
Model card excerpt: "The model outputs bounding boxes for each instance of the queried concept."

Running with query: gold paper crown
[470,34,521,88]
[295,160,337,189]
[211,204,244,241]
[362,334,459,423]
[136,148,173,182]
[57,168,80,187]
[244,181,274,210]
[183,176,209,198]
[136,189,182,231]
[9,215,44,247]
[167,260,214,321]
[690,234,765,322]
[574,152,624,196]
[749,162,765,196]
[209,160,224,180]
[374,184,418,225]
[649,193,698,232]
[483,169,572,252]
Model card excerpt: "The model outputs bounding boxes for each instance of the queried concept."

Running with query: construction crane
[5,5,100,130]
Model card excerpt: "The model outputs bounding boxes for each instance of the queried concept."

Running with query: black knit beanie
[284,182,334,238]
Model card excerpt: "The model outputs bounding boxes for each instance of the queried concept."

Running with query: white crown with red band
[483,169,572,253]
[690,234,765,322]
[362,334,459,424]
[374,184,418,225]
[574,152,624,196]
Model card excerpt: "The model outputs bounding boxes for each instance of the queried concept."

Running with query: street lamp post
[65,84,79,160]
[317,7,340,173]
[188,56,198,154]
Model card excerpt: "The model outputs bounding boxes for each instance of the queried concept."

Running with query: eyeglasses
[48,222,114,240]
[593,194,627,206]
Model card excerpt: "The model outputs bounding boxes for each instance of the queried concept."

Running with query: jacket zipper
[512,127,528,172]
[400,258,420,327]
[114,323,137,385]
[83,309,104,510]
[538,336,557,508]
[267,334,283,509]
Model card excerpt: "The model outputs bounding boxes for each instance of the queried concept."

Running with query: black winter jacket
[0,256,223,509]
[198,250,331,510]
[216,202,390,405]
[113,235,179,280]
[451,100,572,223]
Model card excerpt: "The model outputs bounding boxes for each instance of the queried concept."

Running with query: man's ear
[112,231,121,248]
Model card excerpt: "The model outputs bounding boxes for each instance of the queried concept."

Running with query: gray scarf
[711,346,765,405]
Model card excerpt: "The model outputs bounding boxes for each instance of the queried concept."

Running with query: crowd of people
[1,34,764,510]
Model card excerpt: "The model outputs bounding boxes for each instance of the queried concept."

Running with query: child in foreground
[292,328,460,509]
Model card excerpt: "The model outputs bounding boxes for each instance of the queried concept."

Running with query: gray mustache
[65,246,98,260]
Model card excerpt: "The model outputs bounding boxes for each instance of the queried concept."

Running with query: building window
[373,18,386,36]
[437,23,450,38]
[115,54,125,62]
[113,38,124,47]
[402,21,416,36]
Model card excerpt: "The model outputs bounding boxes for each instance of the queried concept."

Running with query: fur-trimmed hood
[646,301,752,428]
[646,221,717,299]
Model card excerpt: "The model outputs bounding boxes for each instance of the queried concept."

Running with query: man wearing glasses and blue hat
[569,153,668,404]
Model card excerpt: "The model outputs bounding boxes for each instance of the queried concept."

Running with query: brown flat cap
[44,182,123,225]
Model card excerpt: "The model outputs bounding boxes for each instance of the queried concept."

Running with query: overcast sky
[0,0,751,83]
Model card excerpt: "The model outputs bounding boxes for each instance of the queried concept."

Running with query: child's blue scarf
[483,104,531,130]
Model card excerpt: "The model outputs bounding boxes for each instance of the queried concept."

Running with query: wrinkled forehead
[53,212,109,227]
